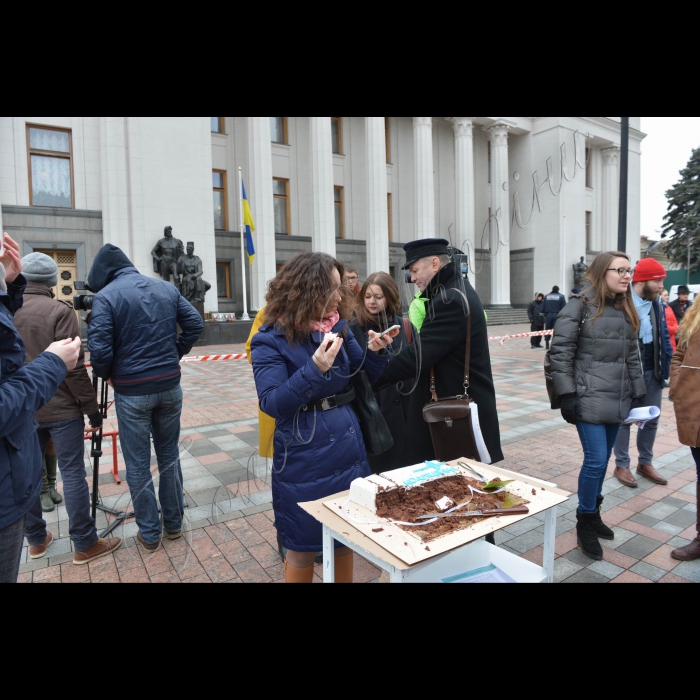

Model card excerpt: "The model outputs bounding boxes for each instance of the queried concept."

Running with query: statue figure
[573,256,589,290]
[177,242,211,304]
[151,226,184,284]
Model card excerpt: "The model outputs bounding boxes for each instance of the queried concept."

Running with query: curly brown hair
[264,252,352,343]
[354,272,401,329]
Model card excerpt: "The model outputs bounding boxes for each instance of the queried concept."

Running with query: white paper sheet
[624,406,661,429]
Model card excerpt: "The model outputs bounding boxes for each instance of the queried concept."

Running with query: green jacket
[408,293,429,332]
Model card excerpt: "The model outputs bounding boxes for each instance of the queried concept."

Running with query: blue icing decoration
[402,461,459,488]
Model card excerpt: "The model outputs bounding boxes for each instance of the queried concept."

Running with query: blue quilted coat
[251,320,389,552]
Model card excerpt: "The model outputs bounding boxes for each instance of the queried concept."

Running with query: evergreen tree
[662,147,700,272]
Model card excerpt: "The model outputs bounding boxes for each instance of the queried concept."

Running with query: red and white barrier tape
[488,330,554,346]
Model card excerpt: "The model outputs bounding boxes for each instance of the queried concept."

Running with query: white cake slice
[349,461,462,515]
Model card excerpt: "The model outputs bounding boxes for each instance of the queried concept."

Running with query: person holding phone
[350,273,411,473]
[251,253,396,584]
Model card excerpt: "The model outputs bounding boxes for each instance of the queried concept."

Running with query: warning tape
[488,330,554,346]
[181,354,247,363]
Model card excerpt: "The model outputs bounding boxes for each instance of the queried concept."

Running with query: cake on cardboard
[348,461,529,542]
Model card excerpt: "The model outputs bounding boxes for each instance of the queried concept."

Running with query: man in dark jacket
[0,233,80,583]
[14,253,122,566]
[87,244,203,552]
[669,285,694,325]
[540,286,567,350]
[376,238,503,467]
[527,293,545,348]
[613,258,674,488]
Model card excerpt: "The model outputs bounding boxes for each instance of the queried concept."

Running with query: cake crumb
[425,547,431,552]
[372,528,384,534]
[532,489,537,496]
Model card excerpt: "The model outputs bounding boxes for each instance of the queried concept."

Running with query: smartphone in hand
[368,325,401,345]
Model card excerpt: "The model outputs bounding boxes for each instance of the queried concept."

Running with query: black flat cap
[402,238,450,270]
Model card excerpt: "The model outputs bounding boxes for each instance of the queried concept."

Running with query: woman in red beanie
[612,257,674,488]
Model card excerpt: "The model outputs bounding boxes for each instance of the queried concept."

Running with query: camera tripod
[89,377,134,538]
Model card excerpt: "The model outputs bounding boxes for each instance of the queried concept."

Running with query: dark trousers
[531,323,544,348]
[692,447,700,483]
[25,417,99,552]
[545,315,557,348]
[0,515,27,584]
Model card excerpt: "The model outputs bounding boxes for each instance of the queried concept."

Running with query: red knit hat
[634,258,667,283]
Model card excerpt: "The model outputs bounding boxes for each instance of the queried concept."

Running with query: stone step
[486,309,530,326]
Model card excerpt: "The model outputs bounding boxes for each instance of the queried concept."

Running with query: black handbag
[422,302,480,463]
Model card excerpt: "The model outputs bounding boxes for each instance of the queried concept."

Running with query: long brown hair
[354,272,401,329]
[264,252,352,343]
[677,297,700,351]
[584,251,640,334]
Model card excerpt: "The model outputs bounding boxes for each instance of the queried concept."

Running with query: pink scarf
[310,311,340,335]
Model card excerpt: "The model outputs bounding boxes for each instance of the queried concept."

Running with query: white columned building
[488,124,511,307]
[602,146,621,252]
[310,116,336,257]
[451,117,476,277]
[365,117,390,273]
[413,117,436,240]
[247,117,277,311]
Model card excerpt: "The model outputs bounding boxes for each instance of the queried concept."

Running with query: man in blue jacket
[0,233,81,583]
[87,244,204,553]
[540,286,567,350]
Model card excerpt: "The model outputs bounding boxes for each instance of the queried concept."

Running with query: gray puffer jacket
[550,293,647,425]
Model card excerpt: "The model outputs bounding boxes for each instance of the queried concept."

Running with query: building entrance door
[36,249,78,307]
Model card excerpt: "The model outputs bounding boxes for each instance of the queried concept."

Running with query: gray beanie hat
[22,252,58,287]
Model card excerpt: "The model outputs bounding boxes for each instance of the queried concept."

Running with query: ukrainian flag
[242,179,256,265]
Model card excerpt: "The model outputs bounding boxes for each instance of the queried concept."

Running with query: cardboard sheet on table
[313,459,570,567]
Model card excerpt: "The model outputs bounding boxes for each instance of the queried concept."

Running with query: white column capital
[450,116,476,138]
[487,123,510,146]
[601,146,621,164]
[413,116,434,128]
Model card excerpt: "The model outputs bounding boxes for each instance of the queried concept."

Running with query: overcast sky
[641,117,700,240]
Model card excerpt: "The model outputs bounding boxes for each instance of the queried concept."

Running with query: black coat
[669,298,694,324]
[528,300,544,328]
[376,264,503,465]
[350,314,412,474]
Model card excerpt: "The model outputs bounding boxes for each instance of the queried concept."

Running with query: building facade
[0,117,644,315]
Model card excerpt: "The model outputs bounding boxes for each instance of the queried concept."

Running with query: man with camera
[1,233,82,583]
[13,253,122,565]
[87,244,203,553]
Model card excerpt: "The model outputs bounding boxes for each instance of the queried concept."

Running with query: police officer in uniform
[540,286,567,350]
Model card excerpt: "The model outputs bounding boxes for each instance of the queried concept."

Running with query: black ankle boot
[594,497,615,541]
[577,512,603,561]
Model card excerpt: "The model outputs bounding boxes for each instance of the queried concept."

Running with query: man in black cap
[375,238,503,467]
[670,285,694,325]
[540,286,567,350]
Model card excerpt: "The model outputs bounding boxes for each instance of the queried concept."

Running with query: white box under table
[299,460,570,584]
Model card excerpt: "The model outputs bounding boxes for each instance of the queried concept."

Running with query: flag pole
[239,167,250,321]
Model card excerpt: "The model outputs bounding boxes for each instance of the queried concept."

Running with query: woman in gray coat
[550,252,647,561]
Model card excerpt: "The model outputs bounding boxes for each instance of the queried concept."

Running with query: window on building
[331,117,343,155]
[271,117,288,145]
[28,125,73,208]
[216,262,232,299]
[273,178,290,234]
[36,249,77,307]
[211,117,225,134]
[586,148,593,189]
[487,141,492,185]
[385,117,391,164]
[586,211,592,251]
[213,171,228,231]
[387,193,393,242]
[334,186,344,239]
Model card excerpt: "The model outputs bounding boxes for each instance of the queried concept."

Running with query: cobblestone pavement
[19,324,698,584]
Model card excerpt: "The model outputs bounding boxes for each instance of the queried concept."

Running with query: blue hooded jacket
[1,274,67,530]
[87,245,204,396]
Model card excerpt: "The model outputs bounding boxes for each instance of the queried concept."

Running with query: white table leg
[543,506,558,584]
[323,525,336,584]
[389,567,405,584]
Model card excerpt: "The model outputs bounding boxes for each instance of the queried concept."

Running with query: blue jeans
[692,447,700,483]
[114,386,184,545]
[576,422,622,514]
[0,516,26,584]
[614,370,664,468]
[26,417,99,552]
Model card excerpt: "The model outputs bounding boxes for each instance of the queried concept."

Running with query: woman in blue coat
[251,253,396,584]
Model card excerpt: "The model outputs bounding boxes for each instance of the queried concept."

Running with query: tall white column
[488,124,511,307]
[310,117,336,258]
[602,147,621,252]
[413,117,436,240]
[365,117,390,273]
[451,117,476,270]
[248,117,277,311]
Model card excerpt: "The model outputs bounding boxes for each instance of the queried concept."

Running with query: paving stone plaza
[18,323,699,584]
